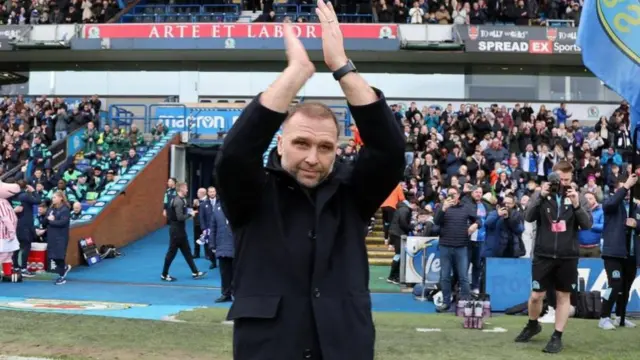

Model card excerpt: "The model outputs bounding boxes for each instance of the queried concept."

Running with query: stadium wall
[67,134,180,266]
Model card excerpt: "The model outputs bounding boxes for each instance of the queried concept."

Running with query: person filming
[516,160,592,354]
[599,174,640,330]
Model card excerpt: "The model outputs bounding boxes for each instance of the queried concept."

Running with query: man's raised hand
[315,0,348,71]
[283,20,315,76]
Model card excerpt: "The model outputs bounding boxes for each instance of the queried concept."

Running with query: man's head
[207,187,216,199]
[197,187,206,199]
[584,192,598,208]
[552,160,574,187]
[277,103,339,189]
[447,187,460,204]
[176,182,188,196]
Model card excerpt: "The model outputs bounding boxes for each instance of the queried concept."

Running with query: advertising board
[155,107,242,135]
[456,25,580,55]
[82,23,398,40]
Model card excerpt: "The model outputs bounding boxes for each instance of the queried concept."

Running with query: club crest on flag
[596,0,640,64]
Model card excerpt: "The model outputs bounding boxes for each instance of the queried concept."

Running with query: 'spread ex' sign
[457,25,581,54]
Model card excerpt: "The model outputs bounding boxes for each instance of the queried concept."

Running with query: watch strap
[332,60,357,81]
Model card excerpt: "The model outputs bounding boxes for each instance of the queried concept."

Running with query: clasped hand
[283,0,348,76]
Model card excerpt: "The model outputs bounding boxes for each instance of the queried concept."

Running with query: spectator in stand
[82,121,100,158]
[0,0,120,24]
[578,191,604,258]
[151,122,169,144]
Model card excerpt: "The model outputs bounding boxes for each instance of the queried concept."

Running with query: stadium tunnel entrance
[185,143,219,196]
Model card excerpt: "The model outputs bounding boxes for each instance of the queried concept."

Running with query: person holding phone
[517,160,592,353]
[599,174,640,330]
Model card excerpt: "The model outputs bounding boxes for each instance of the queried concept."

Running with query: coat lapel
[313,178,341,283]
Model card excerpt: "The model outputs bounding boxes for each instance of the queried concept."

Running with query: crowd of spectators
[0,95,101,176]
[374,0,581,25]
[0,0,120,25]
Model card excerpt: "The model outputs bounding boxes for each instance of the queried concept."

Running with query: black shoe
[192,271,207,280]
[161,274,177,282]
[215,295,233,303]
[514,322,542,343]
[386,277,399,285]
[436,304,450,313]
[543,336,563,354]
[209,263,216,270]
[193,254,201,259]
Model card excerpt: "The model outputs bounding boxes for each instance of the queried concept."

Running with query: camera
[547,172,563,196]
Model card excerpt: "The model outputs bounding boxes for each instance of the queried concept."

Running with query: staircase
[366,210,394,266]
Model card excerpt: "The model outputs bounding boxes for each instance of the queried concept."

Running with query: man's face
[167,179,175,188]
[503,196,515,209]
[197,188,206,199]
[472,188,482,201]
[447,189,459,202]
[278,113,338,189]
[585,193,597,207]
[557,170,573,187]
[207,188,216,198]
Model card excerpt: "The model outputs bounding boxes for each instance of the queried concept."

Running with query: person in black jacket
[213,6,405,360]
[161,182,206,282]
[434,186,480,312]
[11,179,41,277]
[517,160,592,354]
[599,175,640,330]
[387,200,416,284]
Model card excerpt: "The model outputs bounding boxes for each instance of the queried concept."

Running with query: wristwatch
[332,59,357,81]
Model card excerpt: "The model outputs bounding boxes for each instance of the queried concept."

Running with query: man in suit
[214,4,405,359]
[198,186,218,269]
[209,201,234,303]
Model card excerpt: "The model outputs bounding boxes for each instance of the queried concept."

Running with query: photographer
[598,175,640,330]
[484,194,525,258]
[515,160,592,354]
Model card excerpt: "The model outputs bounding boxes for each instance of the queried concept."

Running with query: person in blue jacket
[599,175,640,330]
[484,194,525,258]
[11,180,41,278]
[45,191,72,285]
[209,201,234,303]
[577,192,604,257]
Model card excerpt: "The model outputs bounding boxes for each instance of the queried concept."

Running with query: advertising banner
[155,107,242,136]
[0,39,11,51]
[82,23,397,40]
[456,25,580,54]
[401,236,440,285]
[486,257,640,312]
[0,25,30,40]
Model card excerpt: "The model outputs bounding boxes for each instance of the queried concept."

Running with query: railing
[108,104,147,131]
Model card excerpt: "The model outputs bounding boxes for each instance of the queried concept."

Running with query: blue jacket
[209,203,234,258]
[46,204,71,260]
[12,190,41,242]
[199,197,217,231]
[602,187,640,263]
[483,209,525,258]
[578,205,604,246]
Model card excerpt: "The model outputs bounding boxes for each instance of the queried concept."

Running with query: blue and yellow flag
[577,0,640,145]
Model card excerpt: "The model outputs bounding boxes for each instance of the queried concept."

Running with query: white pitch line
[0,356,54,360]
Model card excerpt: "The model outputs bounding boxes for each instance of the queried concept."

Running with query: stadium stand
[0,0,122,24]
[120,0,581,25]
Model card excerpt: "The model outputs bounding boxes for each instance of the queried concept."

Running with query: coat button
[313,288,320,298]
[303,349,312,358]
[308,230,316,240]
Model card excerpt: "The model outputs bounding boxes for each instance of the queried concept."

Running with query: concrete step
[365,236,386,245]
[369,258,392,266]
[369,231,384,238]
[367,250,394,259]
[366,244,391,251]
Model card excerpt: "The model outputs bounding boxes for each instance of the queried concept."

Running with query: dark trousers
[53,258,66,277]
[601,256,636,318]
[12,239,32,270]
[219,256,234,297]
[381,206,395,240]
[467,242,484,291]
[388,234,402,280]
[193,223,202,257]
[162,234,199,276]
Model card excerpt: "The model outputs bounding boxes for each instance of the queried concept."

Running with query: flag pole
[621,126,640,326]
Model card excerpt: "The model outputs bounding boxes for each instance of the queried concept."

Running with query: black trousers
[388,234,402,280]
[193,222,202,257]
[12,240,31,270]
[53,258,66,277]
[162,233,199,277]
[601,256,636,318]
[381,206,395,240]
[219,256,234,297]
